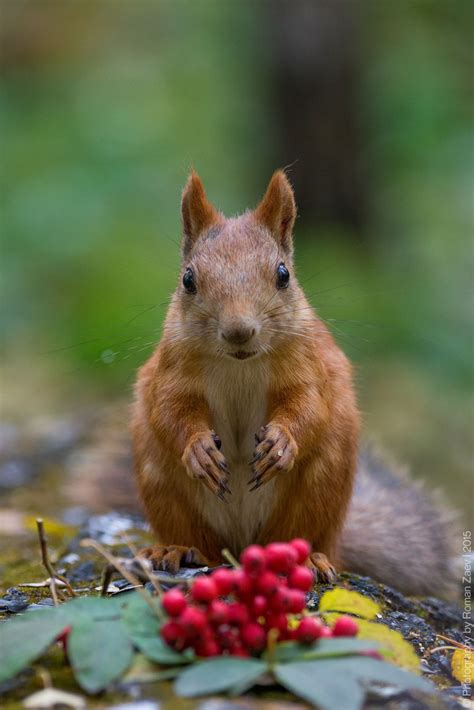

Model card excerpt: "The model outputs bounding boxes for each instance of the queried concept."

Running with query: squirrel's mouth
[230,350,258,360]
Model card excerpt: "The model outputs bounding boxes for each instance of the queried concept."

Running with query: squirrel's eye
[182,267,196,294]
[276,263,290,289]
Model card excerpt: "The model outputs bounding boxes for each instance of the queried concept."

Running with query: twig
[121,532,163,598]
[222,548,240,568]
[100,563,117,597]
[36,519,75,604]
[37,668,52,689]
[80,538,163,619]
[435,634,471,651]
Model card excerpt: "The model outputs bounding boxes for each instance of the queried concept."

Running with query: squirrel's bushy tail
[340,449,460,598]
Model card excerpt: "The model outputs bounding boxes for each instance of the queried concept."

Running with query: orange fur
[131,170,360,577]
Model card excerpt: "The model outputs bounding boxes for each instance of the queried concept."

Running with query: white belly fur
[197,357,276,554]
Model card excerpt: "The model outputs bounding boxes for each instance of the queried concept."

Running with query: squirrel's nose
[221,324,256,345]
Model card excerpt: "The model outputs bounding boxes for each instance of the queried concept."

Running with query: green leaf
[275,656,434,710]
[55,596,123,624]
[0,610,70,683]
[275,660,365,710]
[68,617,133,693]
[133,635,191,665]
[319,589,380,620]
[175,658,266,697]
[118,592,189,665]
[267,638,381,664]
[119,592,160,636]
[122,654,182,684]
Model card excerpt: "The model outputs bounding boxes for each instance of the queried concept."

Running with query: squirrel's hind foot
[308,552,337,584]
[138,544,210,574]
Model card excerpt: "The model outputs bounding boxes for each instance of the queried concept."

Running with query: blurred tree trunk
[266,0,366,232]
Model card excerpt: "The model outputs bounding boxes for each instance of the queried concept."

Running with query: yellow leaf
[319,589,380,620]
[452,648,474,685]
[355,619,420,673]
[25,515,76,539]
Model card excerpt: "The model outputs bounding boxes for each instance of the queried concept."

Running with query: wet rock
[0,587,29,613]
[27,598,55,611]
[65,560,98,584]
[78,512,147,546]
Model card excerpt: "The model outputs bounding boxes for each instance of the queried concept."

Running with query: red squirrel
[131,170,457,597]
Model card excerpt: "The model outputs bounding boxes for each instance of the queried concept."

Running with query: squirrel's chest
[198,361,276,552]
[205,361,269,462]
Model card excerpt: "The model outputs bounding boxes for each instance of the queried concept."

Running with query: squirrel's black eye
[276,262,290,289]
[183,267,196,294]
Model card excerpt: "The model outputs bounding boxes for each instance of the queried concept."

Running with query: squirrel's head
[174,170,305,361]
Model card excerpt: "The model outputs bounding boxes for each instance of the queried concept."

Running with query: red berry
[56,625,72,652]
[288,565,314,592]
[191,576,218,604]
[255,571,279,597]
[207,599,229,626]
[232,569,254,599]
[288,589,306,614]
[195,639,220,657]
[319,625,333,638]
[332,615,358,637]
[250,595,268,617]
[162,588,187,617]
[241,622,267,652]
[289,538,311,564]
[227,602,250,627]
[211,568,235,596]
[268,586,293,612]
[161,621,187,650]
[265,542,298,574]
[296,617,324,644]
[241,545,266,575]
[265,612,288,633]
[216,627,239,649]
[179,607,207,637]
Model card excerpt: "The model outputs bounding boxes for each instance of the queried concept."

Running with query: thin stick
[429,645,464,654]
[80,538,163,619]
[38,668,53,689]
[121,532,163,598]
[36,519,75,604]
[435,634,471,651]
[222,548,240,568]
[100,563,116,597]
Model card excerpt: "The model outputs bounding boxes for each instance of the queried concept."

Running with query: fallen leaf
[319,589,380,620]
[451,648,474,685]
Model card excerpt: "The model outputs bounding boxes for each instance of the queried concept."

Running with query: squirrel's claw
[248,422,297,491]
[182,431,231,501]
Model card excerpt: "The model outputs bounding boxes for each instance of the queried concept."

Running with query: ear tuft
[254,170,296,253]
[181,171,221,257]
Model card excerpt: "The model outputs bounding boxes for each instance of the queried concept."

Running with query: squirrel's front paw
[248,423,298,491]
[182,431,230,501]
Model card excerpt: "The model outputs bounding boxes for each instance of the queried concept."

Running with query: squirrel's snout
[221,324,256,345]
[220,316,259,346]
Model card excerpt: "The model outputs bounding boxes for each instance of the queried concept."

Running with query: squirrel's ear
[254,170,296,253]
[181,171,221,257]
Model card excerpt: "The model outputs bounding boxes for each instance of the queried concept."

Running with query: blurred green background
[1,0,472,516]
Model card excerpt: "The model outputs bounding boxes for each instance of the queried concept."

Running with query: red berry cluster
[160,540,358,657]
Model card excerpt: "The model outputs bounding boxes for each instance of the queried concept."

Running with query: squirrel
[131,170,458,598]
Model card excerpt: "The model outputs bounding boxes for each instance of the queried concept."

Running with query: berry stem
[265,628,279,671]
[222,548,241,569]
